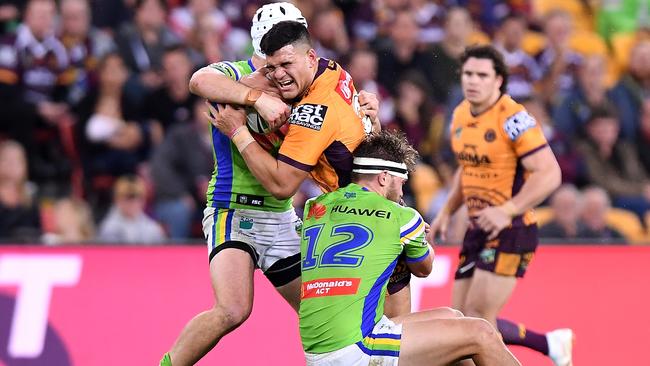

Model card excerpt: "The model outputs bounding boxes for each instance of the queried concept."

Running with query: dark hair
[587,105,619,124]
[352,130,419,181]
[135,0,167,11]
[260,21,312,56]
[460,45,509,94]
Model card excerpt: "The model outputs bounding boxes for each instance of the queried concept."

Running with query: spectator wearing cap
[98,175,165,244]
[576,107,650,219]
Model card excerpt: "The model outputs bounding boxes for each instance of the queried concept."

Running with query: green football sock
[160,353,172,366]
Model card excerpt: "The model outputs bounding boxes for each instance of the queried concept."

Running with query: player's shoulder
[498,95,537,141]
[206,59,251,80]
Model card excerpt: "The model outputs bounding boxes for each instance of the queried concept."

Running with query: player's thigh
[384,283,411,318]
[209,247,256,311]
[391,306,462,325]
[463,268,516,319]
[451,278,472,311]
[399,317,495,366]
[203,207,257,309]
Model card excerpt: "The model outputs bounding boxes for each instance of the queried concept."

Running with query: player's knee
[471,319,501,351]
[215,302,252,329]
[437,306,464,318]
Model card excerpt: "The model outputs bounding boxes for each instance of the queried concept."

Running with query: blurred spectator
[579,186,626,242]
[171,0,248,63]
[523,97,587,185]
[0,0,20,35]
[311,6,350,60]
[143,46,198,133]
[552,54,613,139]
[75,52,161,215]
[169,0,229,41]
[494,14,542,101]
[609,40,650,141]
[539,184,584,239]
[391,71,435,151]
[0,0,73,190]
[59,0,115,107]
[576,107,650,219]
[637,98,650,173]
[98,175,165,244]
[90,0,132,30]
[536,10,582,103]
[429,7,472,104]
[375,10,435,96]
[150,99,213,239]
[0,140,41,243]
[42,197,95,244]
[411,0,446,44]
[114,0,180,94]
[455,0,525,35]
[346,48,394,126]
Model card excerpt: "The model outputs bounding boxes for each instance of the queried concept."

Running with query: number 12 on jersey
[302,224,374,270]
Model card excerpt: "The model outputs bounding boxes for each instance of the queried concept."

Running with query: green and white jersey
[205,60,292,212]
[299,183,430,354]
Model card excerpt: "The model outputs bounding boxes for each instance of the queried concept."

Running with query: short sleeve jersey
[299,184,430,354]
[450,94,548,226]
[278,58,368,192]
[205,60,292,212]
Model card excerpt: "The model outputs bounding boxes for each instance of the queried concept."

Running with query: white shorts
[305,316,402,366]
[202,207,302,285]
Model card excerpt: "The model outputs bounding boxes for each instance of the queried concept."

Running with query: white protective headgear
[251,2,308,58]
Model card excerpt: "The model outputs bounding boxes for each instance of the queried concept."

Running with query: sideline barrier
[0,246,646,365]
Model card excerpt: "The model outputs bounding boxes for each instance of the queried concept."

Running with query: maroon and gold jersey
[278,58,368,192]
[450,94,548,226]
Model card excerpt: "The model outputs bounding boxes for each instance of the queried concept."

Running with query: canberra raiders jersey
[299,183,430,353]
[205,59,292,212]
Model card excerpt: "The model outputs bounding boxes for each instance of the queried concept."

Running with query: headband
[352,157,408,179]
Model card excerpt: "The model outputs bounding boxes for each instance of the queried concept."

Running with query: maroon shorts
[455,224,538,279]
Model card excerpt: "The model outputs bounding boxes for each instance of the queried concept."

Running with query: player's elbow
[189,69,213,96]
[269,184,299,200]
[408,257,433,278]
[547,160,562,191]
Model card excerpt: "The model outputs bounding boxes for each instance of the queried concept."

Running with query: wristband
[232,128,256,152]
[228,125,246,139]
[499,201,518,217]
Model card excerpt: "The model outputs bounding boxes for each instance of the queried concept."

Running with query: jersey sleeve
[399,207,430,263]
[206,60,248,81]
[502,109,548,158]
[277,97,336,171]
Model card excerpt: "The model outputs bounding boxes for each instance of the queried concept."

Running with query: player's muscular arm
[476,146,561,239]
[406,246,434,277]
[428,168,464,243]
[208,103,308,199]
[190,67,290,128]
[508,146,562,214]
[189,67,252,105]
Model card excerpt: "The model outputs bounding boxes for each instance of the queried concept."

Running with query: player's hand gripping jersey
[299,184,430,354]
[450,94,548,226]
[206,60,292,212]
[278,58,370,192]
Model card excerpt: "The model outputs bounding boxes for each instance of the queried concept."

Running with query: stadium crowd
[0,0,649,244]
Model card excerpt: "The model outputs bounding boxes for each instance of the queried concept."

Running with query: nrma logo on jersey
[0,254,81,365]
[301,278,361,299]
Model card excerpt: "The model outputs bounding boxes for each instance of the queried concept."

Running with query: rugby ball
[245,107,272,134]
